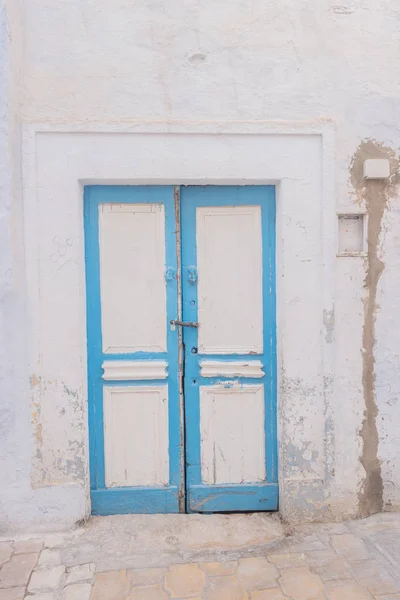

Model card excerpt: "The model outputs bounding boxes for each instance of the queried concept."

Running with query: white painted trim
[102,360,168,381]
[22,121,336,523]
[21,119,333,134]
[200,360,264,378]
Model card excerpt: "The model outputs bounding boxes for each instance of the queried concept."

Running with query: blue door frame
[84,185,277,515]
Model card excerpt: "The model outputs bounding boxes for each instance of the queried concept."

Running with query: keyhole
[191,347,198,354]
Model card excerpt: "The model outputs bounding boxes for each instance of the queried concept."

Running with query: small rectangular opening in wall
[337,214,365,256]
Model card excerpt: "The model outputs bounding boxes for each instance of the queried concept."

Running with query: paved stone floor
[0,512,399,599]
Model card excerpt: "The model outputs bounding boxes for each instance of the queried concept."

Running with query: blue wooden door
[181,186,277,512]
[85,185,277,515]
[84,186,183,515]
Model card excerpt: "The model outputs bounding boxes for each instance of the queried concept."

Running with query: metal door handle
[170,320,199,328]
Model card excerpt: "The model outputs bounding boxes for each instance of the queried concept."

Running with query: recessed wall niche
[337,214,366,256]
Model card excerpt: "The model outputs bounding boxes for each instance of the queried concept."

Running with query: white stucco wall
[0,0,399,530]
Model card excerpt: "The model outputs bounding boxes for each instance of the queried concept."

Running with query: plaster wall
[0,0,399,530]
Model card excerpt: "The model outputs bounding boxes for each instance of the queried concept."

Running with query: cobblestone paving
[0,514,399,599]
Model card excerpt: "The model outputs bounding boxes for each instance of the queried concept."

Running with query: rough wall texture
[0,0,28,532]
[0,0,13,531]
[0,0,400,530]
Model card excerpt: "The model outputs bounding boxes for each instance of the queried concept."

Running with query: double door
[85,185,277,514]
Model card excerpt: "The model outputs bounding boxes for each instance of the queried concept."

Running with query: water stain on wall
[350,140,400,517]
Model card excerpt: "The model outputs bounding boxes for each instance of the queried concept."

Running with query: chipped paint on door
[85,185,277,514]
[84,186,182,514]
[181,186,278,512]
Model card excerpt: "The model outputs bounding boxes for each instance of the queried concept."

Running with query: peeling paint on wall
[323,374,335,484]
[280,375,325,487]
[350,140,400,517]
[31,376,87,488]
[323,309,335,344]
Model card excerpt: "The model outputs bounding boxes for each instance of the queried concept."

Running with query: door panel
[199,384,266,485]
[84,186,182,515]
[181,186,277,513]
[103,385,169,488]
[196,205,263,354]
[98,203,167,354]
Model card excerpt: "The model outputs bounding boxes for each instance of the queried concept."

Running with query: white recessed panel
[200,384,266,484]
[103,385,169,487]
[99,203,166,353]
[197,206,263,354]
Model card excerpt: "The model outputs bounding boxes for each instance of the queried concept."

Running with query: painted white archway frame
[23,122,336,525]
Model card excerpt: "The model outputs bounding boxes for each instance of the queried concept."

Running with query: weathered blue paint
[85,185,277,515]
[180,186,278,512]
[91,486,179,515]
[189,483,278,513]
[190,377,270,386]
[84,186,181,515]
